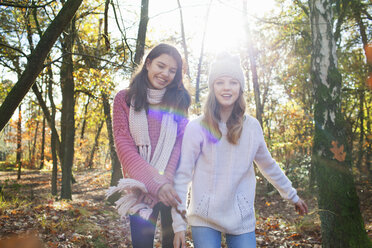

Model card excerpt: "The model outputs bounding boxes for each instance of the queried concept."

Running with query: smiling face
[146,54,178,90]
[213,76,241,111]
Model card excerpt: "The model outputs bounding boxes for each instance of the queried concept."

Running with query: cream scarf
[106,88,178,220]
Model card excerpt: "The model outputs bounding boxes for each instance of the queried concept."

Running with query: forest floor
[0,169,370,248]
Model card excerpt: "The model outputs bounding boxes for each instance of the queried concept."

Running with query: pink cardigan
[112,89,187,204]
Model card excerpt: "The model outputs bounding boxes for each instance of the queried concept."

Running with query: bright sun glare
[147,0,277,55]
[203,0,276,54]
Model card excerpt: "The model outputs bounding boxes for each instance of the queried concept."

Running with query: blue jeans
[191,226,256,248]
[130,202,174,248]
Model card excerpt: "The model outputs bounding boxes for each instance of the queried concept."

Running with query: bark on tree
[31,115,39,168]
[16,105,22,180]
[79,96,91,146]
[60,19,76,200]
[85,120,104,169]
[309,0,371,246]
[0,0,83,132]
[356,91,364,169]
[351,0,370,175]
[39,116,46,170]
[177,0,191,80]
[366,97,372,176]
[195,0,212,110]
[102,93,122,204]
[103,0,110,50]
[133,0,149,67]
[47,64,59,196]
[32,84,62,159]
[243,0,263,126]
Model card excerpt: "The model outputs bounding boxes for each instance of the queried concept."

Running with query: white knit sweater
[171,115,299,235]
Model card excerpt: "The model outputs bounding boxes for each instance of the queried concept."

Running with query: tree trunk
[39,116,46,170]
[32,84,62,159]
[133,0,149,67]
[243,0,262,126]
[60,19,76,200]
[352,0,370,176]
[195,0,212,110]
[366,97,372,177]
[79,96,91,146]
[0,0,83,132]
[48,63,58,196]
[16,105,22,180]
[102,93,122,204]
[177,0,191,80]
[31,115,40,168]
[309,0,371,246]
[103,0,110,50]
[356,91,364,170]
[85,120,104,169]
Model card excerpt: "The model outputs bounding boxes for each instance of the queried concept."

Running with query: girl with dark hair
[171,53,307,248]
[107,43,191,248]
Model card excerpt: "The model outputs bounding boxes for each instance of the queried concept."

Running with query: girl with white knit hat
[108,43,191,248]
[172,52,308,248]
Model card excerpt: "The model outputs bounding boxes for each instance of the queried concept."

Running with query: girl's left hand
[295,198,308,215]
[173,231,186,248]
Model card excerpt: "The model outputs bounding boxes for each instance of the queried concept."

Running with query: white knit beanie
[208,52,245,91]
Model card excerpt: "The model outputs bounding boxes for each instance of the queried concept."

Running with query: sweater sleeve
[164,117,189,183]
[112,90,168,197]
[252,119,299,204]
[171,120,203,233]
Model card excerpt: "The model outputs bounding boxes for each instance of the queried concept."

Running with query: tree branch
[0,42,28,58]
[0,0,84,131]
[0,0,56,8]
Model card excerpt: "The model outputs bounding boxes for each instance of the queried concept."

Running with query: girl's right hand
[173,231,186,248]
[294,198,308,215]
[158,183,182,208]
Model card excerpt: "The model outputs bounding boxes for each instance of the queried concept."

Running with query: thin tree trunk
[133,0,149,67]
[17,105,22,180]
[39,116,46,170]
[48,63,58,196]
[102,93,122,204]
[309,0,371,246]
[177,0,191,80]
[85,120,104,169]
[32,84,62,159]
[79,96,91,146]
[243,0,262,126]
[60,19,76,200]
[366,96,371,177]
[356,91,364,170]
[243,0,270,192]
[0,0,83,132]
[103,0,110,50]
[195,0,213,109]
[31,116,40,168]
[352,0,370,175]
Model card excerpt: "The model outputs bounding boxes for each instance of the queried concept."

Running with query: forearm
[113,91,168,196]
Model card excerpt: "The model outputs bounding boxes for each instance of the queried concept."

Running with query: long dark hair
[125,43,191,116]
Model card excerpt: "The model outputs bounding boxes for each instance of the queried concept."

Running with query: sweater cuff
[290,195,299,204]
[165,171,174,183]
[171,208,187,233]
[147,173,169,197]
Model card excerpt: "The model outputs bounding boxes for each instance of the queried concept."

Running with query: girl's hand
[135,191,154,207]
[295,198,308,215]
[158,183,182,208]
[173,231,186,248]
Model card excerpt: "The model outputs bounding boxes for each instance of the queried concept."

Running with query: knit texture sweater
[112,89,187,206]
[171,115,299,235]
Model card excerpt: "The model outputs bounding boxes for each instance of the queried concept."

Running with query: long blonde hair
[201,89,246,144]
